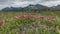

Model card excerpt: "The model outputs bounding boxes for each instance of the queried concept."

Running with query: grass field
[0,11,60,34]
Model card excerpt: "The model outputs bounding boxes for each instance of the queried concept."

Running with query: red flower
[14,16,18,19]
[50,18,56,21]
[0,20,3,26]
[40,16,45,19]
[25,15,34,19]
[48,17,56,21]
[20,15,25,19]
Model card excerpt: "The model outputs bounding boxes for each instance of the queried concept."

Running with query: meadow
[0,11,60,34]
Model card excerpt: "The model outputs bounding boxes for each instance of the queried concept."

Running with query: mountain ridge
[1,4,60,11]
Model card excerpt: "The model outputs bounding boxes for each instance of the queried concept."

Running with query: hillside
[1,4,60,11]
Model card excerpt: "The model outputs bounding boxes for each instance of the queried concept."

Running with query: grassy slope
[0,11,60,34]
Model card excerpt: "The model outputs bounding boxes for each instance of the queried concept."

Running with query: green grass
[0,11,60,34]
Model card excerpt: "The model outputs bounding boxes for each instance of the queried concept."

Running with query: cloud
[0,0,59,5]
[13,0,60,7]
[0,0,60,9]
[16,0,60,2]
[0,0,15,5]
[40,1,60,7]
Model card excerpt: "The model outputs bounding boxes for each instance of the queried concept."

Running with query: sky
[0,0,60,9]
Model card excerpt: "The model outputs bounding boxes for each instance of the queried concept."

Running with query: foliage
[0,11,60,34]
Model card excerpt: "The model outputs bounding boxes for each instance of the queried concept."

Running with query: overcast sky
[0,0,60,9]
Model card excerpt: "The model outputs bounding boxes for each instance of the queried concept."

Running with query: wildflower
[20,15,25,19]
[48,17,56,21]
[25,15,34,19]
[24,27,27,31]
[50,18,56,21]
[40,16,45,19]
[14,16,18,19]
[0,20,3,26]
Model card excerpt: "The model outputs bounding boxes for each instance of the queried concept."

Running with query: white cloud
[11,0,60,7]
[6,1,38,7]
[13,1,31,7]
[40,1,60,7]
[0,0,60,9]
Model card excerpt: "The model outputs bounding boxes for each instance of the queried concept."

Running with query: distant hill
[1,7,24,11]
[1,4,60,11]
[50,5,60,11]
[1,4,49,11]
[23,4,49,11]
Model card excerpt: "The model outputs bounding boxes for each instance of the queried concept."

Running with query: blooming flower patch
[0,13,60,34]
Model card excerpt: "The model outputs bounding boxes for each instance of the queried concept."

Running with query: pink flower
[0,20,3,26]
[40,16,45,19]
[24,27,27,31]
[14,16,18,19]
[51,19,56,21]
[48,17,56,21]
[20,15,25,19]
[25,15,34,19]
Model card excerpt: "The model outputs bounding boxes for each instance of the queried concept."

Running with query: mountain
[1,7,24,11]
[1,4,60,11]
[1,4,49,11]
[50,5,60,11]
[24,4,49,10]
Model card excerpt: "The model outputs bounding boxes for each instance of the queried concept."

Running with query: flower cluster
[48,17,56,21]
[14,15,56,22]
[0,14,59,34]
[0,20,3,26]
